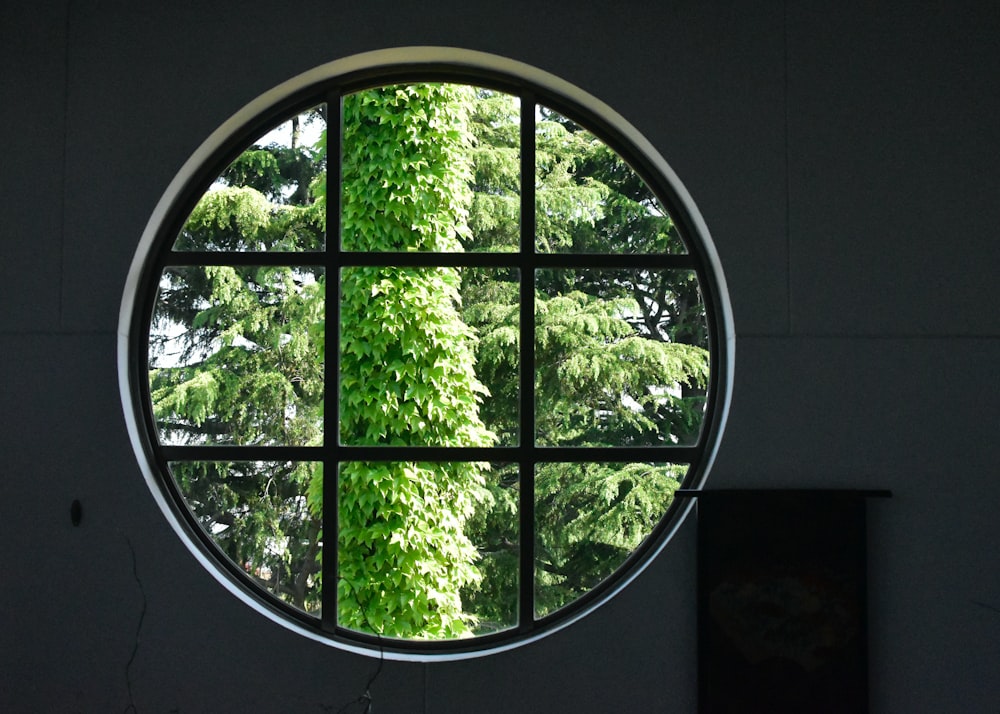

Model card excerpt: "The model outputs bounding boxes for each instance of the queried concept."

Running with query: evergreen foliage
[148,83,711,639]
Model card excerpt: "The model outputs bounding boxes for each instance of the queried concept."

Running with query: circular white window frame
[118,46,735,661]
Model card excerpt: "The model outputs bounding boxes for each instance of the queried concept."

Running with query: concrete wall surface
[2,2,998,711]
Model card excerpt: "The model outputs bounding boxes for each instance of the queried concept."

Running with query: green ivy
[332,84,494,638]
[150,84,713,637]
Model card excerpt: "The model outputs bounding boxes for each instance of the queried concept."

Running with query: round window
[119,48,733,659]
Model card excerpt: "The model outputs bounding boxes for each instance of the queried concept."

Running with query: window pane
[467,90,521,252]
[338,461,514,639]
[535,268,708,447]
[463,462,520,635]
[169,460,322,615]
[535,105,686,254]
[173,105,327,252]
[339,266,517,447]
[150,265,325,446]
[341,85,520,253]
[134,71,726,653]
[534,462,687,619]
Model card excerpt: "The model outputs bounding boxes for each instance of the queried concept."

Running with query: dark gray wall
[3,2,998,711]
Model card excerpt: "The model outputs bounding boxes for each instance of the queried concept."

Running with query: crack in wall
[972,599,1000,616]
[122,536,147,714]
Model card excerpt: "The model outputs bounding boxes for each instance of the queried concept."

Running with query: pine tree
[459,95,710,624]
[149,108,327,611]
[148,84,712,635]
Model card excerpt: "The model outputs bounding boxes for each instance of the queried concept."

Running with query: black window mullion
[518,92,537,631]
[326,251,696,269]
[137,73,727,653]
[160,444,701,463]
[530,252,697,269]
[160,445,324,461]
[321,91,343,633]
[162,251,695,270]
[332,251,515,268]
[162,251,324,267]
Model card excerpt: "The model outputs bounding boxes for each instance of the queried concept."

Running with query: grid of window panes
[143,79,713,650]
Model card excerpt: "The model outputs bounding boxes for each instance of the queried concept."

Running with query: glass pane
[341,84,520,253]
[169,460,322,615]
[534,462,687,619]
[464,462,520,635]
[338,461,515,639]
[535,268,708,447]
[173,105,327,251]
[467,89,521,252]
[535,105,686,254]
[339,266,518,446]
[150,265,325,446]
